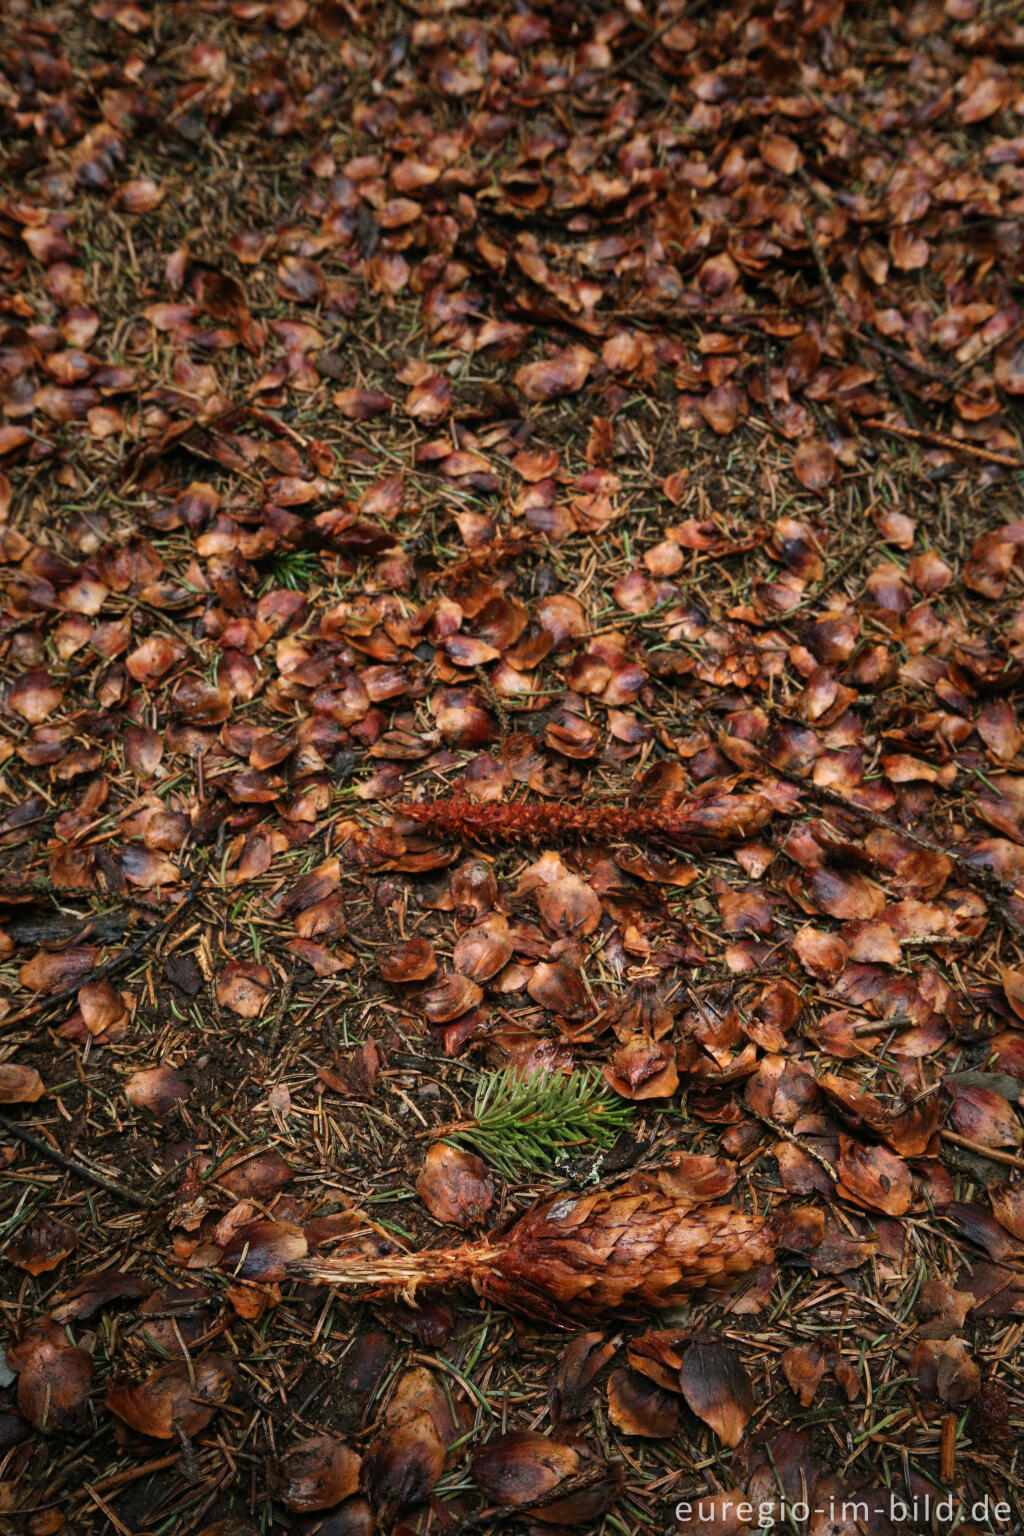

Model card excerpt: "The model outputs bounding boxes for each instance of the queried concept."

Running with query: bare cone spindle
[397,785,796,849]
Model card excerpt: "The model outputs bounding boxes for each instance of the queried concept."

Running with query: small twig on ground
[607,15,683,74]
[797,198,896,418]
[91,1454,183,1494]
[262,972,296,1063]
[84,1487,133,1536]
[804,89,896,155]
[948,314,1024,383]
[1,878,201,1033]
[450,1464,627,1532]
[797,200,849,319]
[940,1130,1024,1172]
[740,744,1024,943]
[761,346,784,431]
[0,1115,155,1210]
[852,329,962,392]
[862,417,1024,469]
[795,170,962,408]
[11,1452,187,1523]
[749,1109,838,1182]
[684,984,837,1180]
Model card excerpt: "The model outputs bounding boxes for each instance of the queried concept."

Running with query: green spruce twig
[439,1065,633,1179]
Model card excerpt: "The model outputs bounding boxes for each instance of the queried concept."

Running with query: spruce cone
[296,1187,773,1321]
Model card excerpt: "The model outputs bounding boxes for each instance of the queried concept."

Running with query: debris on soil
[2,0,1024,1528]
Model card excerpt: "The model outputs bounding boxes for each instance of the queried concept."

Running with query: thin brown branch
[740,743,1024,944]
[0,1115,156,1210]
[940,1131,1024,1172]
[862,417,1024,469]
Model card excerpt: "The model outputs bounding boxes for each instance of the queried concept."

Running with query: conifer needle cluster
[442,1065,633,1179]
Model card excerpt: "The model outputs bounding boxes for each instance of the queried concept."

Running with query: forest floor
[3,1,1024,1533]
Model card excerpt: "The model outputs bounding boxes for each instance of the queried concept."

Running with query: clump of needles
[437,1066,634,1179]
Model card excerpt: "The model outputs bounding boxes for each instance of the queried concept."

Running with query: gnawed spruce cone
[295,1185,773,1321]
[398,781,800,849]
